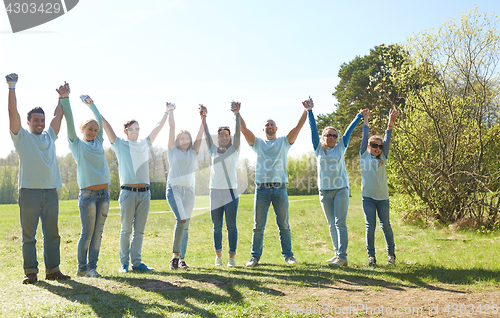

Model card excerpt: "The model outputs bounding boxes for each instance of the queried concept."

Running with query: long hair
[175,130,193,151]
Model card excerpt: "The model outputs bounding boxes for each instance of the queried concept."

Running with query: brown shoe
[22,273,37,284]
[46,271,71,281]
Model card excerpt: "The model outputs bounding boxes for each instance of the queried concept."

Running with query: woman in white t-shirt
[166,103,205,270]
[201,102,241,267]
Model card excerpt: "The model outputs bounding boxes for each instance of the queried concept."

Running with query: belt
[121,186,150,192]
[259,182,283,188]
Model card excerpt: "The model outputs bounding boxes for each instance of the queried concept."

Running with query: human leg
[119,190,136,267]
[40,189,61,274]
[87,189,109,270]
[271,185,293,260]
[130,190,150,267]
[333,187,349,260]
[362,196,377,257]
[251,185,271,260]
[77,189,97,273]
[210,189,224,254]
[179,188,195,259]
[319,190,338,255]
[376,199,395,255]
[19,189,41,275]
[224,192,238,256]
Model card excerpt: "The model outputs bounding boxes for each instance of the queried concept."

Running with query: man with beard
[239,100,309,266]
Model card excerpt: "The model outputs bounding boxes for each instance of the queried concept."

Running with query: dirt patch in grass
[277,279,500,316]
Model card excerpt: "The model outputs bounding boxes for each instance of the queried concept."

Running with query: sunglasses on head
[325,134,338,139]
[218,126,230,132]
[370,143,383,150]
[126,127,140,132]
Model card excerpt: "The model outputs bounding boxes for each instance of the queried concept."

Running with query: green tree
[0,167,17,204]
[388,7,500,228]
[317,44,407,159]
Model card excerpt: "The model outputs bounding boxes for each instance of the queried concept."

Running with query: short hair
[175,130,193,150]
[27,107,45,121]
[80,119,99,131]
[124,119,138,130]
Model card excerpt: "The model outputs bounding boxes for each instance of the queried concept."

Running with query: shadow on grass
[35,263,499,317]
[37,279,169,318]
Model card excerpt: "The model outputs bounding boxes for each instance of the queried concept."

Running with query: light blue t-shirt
[360,151,389,200]
[69,136,110,189]
[209,144,240,189]
[167,147,198,188]
[359,125,392,200]
[112,137,152,185]
[252,136,291,184]
[314,141,349,190]
[10,126,62,189]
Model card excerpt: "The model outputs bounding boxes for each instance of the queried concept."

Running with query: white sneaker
[285,256,297,264]
[246,257,259,267]
[326,256,338,263]
[86,269,101,277]
[215,256,223,266]
[227,258,236,267]
[328,257,348,267]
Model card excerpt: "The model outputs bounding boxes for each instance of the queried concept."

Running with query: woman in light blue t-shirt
[166,103,205,270]
[360,109,399,267]
[202,103,241,267]
[308,98,365,267]
[61,94,111,278]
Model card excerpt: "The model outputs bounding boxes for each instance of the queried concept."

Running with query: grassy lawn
[0,187,499,317]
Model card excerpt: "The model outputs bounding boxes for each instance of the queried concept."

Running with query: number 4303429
[5,2,62,14]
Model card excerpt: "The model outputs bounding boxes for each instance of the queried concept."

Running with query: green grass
[0,188,499,317]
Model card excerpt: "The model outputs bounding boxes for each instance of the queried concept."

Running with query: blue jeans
[319,187,349,260]
[362,197,395,256]
[167,186,195,259]
[77,188,110,272]
[210,189,238,255]
[119,189,151,267]
[251,184,293,260]
[19,189,61,275]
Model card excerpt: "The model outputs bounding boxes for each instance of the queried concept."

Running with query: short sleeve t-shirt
[252,136,291,184]
[208,144,240,189]
[10,126,62,189]
[112,137,152,185]
[314,141,349,190]
[167,147,198,188]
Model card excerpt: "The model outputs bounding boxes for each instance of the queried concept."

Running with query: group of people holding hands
[6,73,399,285]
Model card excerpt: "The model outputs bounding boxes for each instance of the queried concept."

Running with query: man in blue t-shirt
[6,73,71,284]
[240,101,308,266]
[102,104,168,273]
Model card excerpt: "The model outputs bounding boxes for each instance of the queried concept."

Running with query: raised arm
[303,97,319,150]
[287,99,309,144]
[101,115,117,144]
[239,112,256,147]
[383,109,399,158]
[167,107,176,149]
[148,103,169,143]
[360,109,370,155]
[51,82,69,136]
[230,101,241,150]
[341,110,364,148]
[80,95,104,140]
[193,113,206,154]
[6,73,21,135]
[200,104,214,149]
[60,97,77,142]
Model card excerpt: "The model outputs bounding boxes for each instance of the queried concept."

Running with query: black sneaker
[170,257,179,270]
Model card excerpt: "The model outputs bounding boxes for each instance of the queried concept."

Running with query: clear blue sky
[1,1,498,162]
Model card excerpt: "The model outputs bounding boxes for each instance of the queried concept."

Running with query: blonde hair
[320,127,339,152]
[175,130,193,150]
[368,135,383,145]
[79,119,99,131]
